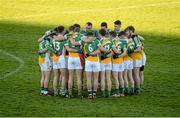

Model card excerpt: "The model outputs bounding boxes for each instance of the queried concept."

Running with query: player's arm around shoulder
[64,42,78,53]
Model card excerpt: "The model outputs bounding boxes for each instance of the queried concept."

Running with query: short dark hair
[54,25,64,33]
[86,31,94,36]
[109,31,116,37]
[73,23,81,28]
[101,22,107,28]
[69,25,75,32]
[114,20,121,25]
[128,26,135,33]
[118,31,125,37]
[86,22,92,26]
[74,27,80,32]
[99,29,106,36]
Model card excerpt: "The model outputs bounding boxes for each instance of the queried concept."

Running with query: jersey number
[88,44,93,52]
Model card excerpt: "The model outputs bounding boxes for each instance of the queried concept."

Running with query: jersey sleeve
[64,40,70,46]
[96,39,101,47]
[45,40,54,51]
[111,40,116,48]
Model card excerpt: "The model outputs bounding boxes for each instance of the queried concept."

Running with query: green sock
[44,88,48,91]
[88,90,92,96]
[130,88,134,95]
[93,91,97,96]
[44,88,48,94]
[124,87,129,95]
[115,89,119,94]
[78,89,82,96]
[106,91,111,97]
[101,90,105,97]
[54,89,58,96]
[41,87,44,91]
[135,87,140,94]
[69,88,72,95]
[119,87,124,94]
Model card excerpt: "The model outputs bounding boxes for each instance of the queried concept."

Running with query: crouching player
[110,31,127,97]
[83,31,101,99]
[51,26,67,96]
[38,35,54,96]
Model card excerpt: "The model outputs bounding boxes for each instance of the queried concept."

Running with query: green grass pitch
[0,0,180,116]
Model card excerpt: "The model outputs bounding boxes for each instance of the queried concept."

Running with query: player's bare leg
[123,70,129,95]
[93,72,99,99]
[112,72,120,97]
[118,71,125,96]
[105,70,111,97]
[140,71,144,86]
[60,68,66,97]
[68,69,74,97]
[128,69,134,95]
[53,69,60,96]
[100,71,105,97]
[65,68,69,94]
[43,71,51,96]
[86,71,92,98]
[76,69,82,97]
[133,67,141,94]
[40,71,45,95]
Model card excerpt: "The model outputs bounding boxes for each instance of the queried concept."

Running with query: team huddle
[37,20,146,99]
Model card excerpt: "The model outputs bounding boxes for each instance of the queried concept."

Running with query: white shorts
[53,55,66,69]
[85,60,100,72]
[100,63,112,71]
[40,61,52,71]
[142,54,146,66]
[124,60,133,70]
[68,57,82,70]
[133,60,142,68]
[112,63,124,72]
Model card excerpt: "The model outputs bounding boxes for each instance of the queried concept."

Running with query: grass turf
[0,0,180,116]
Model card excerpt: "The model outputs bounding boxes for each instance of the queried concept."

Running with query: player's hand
[85,54,90,58]
[77,49,83,53]
[36,51,42,55]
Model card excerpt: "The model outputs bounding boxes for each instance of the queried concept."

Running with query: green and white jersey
[83,39,101,62]
[52,39,67,52]
[39,39,53,58]
[113,38,127,54]
[127,41,135,56]
[83,39,101,54]
[64,33,73,41]
[131,34,141,48]
[65,33,84,50]
[100,37,115,57]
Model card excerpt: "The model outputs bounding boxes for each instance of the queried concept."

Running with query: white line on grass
[0,49,24,79]
[0,1,179,20]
